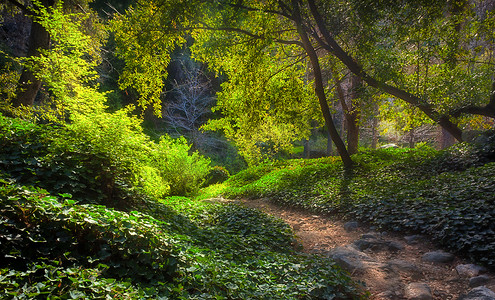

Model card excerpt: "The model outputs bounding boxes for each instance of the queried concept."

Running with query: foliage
[196,34,320,165]
[203,165,230,186]
[0,62,18,103]
[111,0,326,165]
[0,113,210,201]
[152,135,211,196]
[351,0,495,123]
[11,1,106,118]
[222,141,495,268]
[0,179,365,299]
[110,0,193,115]
[0,3,211,199]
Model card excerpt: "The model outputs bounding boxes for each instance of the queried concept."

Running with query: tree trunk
[292,0,353,168]
[440,126,456,149]
[303,139,310,158]
[371,117,378,149]
[326,129,333,156]
[329,65,360,154]
[13,0,54,107]
[371,104,379,149]
[346,75,361,154]
[408,128,415,148]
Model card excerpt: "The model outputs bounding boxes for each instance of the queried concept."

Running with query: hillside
[218,138,495,270]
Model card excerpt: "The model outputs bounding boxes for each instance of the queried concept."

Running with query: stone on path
[387,259,423,280]
[353,235,404,252]
[458,286,495,300]
[469,275,491,288]
[404,282,433,300]
[344,221,359,232]
[422,250,455,264]
[376,290,401,299]
[330,245,384,273]
[456,264,487,277]
[404,235,424,245]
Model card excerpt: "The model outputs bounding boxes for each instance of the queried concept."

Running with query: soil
[234,197,495,300]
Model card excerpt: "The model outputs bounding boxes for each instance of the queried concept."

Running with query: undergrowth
[222,138,495,269]
[0,115,365,299]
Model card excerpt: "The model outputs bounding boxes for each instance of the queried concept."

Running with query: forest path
[235,198,495,300]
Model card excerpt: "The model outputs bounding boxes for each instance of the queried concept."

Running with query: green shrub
[0,113,210,202]
[204,166,230,186]
[153,136,210,196]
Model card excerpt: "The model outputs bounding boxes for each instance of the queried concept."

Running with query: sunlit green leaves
[110,0,197,115]
[0,173,365,299]
[193,11,319,164]
[17,1,106,118]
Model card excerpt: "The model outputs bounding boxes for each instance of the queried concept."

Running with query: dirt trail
[236,198,495,300]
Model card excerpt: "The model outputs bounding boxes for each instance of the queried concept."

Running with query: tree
[111,0,353,166]
[306,0,494,141]
[2,0,103,107]
[4,0,54,107]
[110,0,495,167]
[164,52,215,149]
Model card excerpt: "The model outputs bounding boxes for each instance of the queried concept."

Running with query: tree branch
[5,0,29,13]
[305,0,464,142]
[218,0,294,20]
[450,81,495,118]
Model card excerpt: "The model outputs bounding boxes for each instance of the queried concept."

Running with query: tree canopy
[108,0,494,166]
[1,0,494,166]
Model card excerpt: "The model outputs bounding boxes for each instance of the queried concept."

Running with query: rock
[376,290,399,299]
[387,259,423,280]
[353,236,404,252]
[458,286,495,300]
[404,282,433,300]
[361,233,377,239]
[469,275,491,288]
[354,237,386,251]
[329,245,383,273]
[422,251,455,264]
[344,221,359,232]
[456,264,487,277]
[387,241,405,251]
[405,235,424,245]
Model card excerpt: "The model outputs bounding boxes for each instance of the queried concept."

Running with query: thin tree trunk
[371,117,378,149]
[371,103,379,149]
[326,129,333,156]
[440,126,455,149]
[328,64,359,154]
[303,139,310,158]
[13,0,54,107]
[346,75,361,154]
[292,0,353,168]
[408,128,415,148]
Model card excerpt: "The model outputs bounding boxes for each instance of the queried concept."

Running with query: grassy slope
[220,141,495,269]
[0,115,365,299]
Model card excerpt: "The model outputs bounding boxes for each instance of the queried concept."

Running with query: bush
[0,113,210,202]
[204,166,230,186]
[153,136,210,196]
